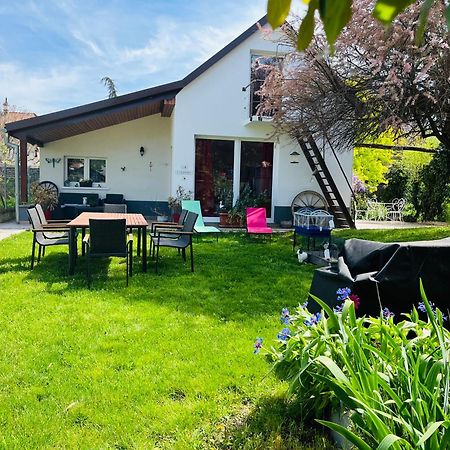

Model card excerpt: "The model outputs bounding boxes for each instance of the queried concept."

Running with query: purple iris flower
[382,307,395,319]
[418,301,447,321]
[304,312,322,327]
[336,287,352,302]
[253,337,263,354]
[280,308,290,325]
[277,328,291,340]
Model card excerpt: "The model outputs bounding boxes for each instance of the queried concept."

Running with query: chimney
[2,98,8,115]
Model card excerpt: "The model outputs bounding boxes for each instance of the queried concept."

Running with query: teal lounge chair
[181,200,221,240]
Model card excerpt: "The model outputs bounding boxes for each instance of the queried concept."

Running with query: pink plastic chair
[246,208,273,234]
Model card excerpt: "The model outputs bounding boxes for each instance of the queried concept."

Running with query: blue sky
[0,0,268,115]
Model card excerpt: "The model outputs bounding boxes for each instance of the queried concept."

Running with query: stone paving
[0,221,29,241]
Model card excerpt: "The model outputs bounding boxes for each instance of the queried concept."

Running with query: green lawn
[0,226,448,448]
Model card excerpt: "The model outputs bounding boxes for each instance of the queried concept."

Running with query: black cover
[308,238,450,316]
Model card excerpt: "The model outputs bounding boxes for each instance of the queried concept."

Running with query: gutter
[1,128,20,223]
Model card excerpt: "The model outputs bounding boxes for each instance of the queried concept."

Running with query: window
[195,139,234,216]
[250,54,281,118]
[65,157,107,186]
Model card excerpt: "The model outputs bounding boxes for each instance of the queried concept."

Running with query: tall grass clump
[261,283,450,449]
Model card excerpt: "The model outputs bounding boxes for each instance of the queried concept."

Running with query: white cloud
[0,1,269,114]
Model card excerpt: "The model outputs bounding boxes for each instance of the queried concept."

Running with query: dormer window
[250,54,281,119]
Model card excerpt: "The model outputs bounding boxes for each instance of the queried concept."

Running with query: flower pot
[44,209,52,220]
[329,407,352,449]
[219,212,229,226]
[79,181,93,187]
[172,212,180,223]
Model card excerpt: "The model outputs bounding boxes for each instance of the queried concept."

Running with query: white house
[6,16,354,225]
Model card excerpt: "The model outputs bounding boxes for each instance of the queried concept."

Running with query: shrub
[416,148,450,221]
[259,285,450,449]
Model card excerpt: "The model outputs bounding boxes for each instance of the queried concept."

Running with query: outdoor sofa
[52,193,125,220]
[308,237,450,316]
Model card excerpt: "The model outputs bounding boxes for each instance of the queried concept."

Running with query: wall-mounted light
[289,151,300,164]
[139,146,145,157]
[149,162,153,172]
[121,166,126,171]
[45,157,61,167]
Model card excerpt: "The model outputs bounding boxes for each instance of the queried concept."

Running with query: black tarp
[308,237,450,316]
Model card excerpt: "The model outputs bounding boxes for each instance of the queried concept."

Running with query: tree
[101,77,118,99]
[260,0,450,151]
[267,0,449,51]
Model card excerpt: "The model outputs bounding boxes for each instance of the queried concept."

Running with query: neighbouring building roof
[5,16,268,146]
[1,98,40,167]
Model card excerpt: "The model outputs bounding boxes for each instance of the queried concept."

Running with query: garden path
[0,221,28,241]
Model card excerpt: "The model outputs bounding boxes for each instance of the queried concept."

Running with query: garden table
[67,212,148,274]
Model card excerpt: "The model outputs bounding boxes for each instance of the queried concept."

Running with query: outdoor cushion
[246,207,272,234]
[54,193,102,220]
[181,200,221,234]
[59,192,100,207]
[105,194,124,204]
[308,237,450,317]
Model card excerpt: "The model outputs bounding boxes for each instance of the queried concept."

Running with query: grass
[0,226,448,448]
[334,225,450,243]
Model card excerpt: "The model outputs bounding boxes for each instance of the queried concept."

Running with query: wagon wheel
[38,180,59,197]
[291,190,327,215]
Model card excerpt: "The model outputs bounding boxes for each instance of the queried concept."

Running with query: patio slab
[0,221,29,241]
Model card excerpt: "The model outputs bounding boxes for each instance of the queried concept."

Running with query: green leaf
[316,355,349,384]
[416,421,445,446]
[267,0,291,29]
[310,294,339,329]
[373,0,416,25]
[297,0,318,51]
[317,419,373,450]
[446,5,450,35]
[415,0,435,45]
[376,434,406,450]
[318,0,352,51]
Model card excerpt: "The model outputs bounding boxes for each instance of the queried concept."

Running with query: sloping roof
[5,16,268,145]
[0,111,36,128]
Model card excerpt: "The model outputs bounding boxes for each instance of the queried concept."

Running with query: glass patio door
[240,141,274,216]
[195,139,234,216]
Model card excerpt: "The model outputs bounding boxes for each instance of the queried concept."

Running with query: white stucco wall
[171,28,353,218]
[38,23,353,217]
[40,115,172,202]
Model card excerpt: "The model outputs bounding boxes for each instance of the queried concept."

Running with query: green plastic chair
[181,200,221,239]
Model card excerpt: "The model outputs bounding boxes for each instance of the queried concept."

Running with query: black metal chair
[103,203,127,213]
[27,207,70,269]
[83,218,133,287]
[151,211,198,273]
[149,209,188,254]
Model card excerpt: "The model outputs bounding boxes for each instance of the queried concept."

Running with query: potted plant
[215,179,233,226]
[224,185,267,227]
[168,186,192,221]
[79,178,93,187]
[30,183,59,219]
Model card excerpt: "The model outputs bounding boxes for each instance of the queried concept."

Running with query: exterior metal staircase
[297,136,355,229]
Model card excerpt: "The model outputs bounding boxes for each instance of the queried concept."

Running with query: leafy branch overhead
[267,0,449,50]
